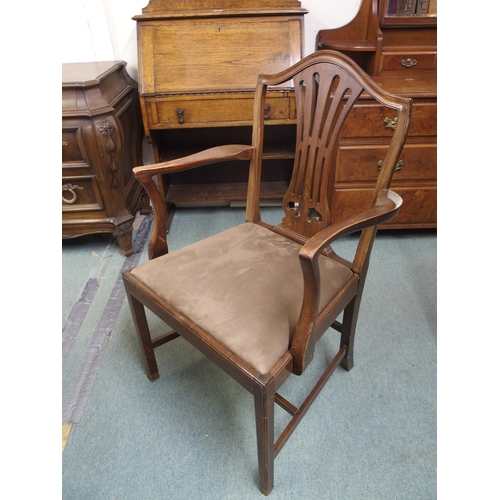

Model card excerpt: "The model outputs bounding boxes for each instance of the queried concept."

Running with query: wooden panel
[336,143,436,182]
[333,186,437,226]
[138,17,303,94]
[341,101,436,138]
[166,181,289,203]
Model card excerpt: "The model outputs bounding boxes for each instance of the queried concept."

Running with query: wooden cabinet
[317,0,437,228]
[62,61,145,255]
[133,0,307,222]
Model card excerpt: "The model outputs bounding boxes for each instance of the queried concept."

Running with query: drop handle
[176,108,185,125]
[378,160,404,172]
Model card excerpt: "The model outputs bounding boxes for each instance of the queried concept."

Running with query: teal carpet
[62,207,436,499]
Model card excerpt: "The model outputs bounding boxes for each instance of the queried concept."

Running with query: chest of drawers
[316,0,437,229]
[333,78,436,228]
[62,61,145,255]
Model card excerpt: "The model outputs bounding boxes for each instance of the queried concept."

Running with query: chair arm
[291,189,402,374]
[299,189,402,263]
[133,144,254,182]
[136,144,254,260]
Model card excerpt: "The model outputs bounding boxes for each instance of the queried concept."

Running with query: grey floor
[62,206,437,499]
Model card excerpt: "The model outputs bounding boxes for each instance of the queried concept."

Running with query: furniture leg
[140,191,151,215]
[115,222,134,256]
[339,296,361,372]
[126,292,160,381]
[254,385,275,496]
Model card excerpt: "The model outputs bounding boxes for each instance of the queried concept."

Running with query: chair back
[246,50,412,240]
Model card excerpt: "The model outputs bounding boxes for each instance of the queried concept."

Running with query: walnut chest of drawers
[316,0,437,229]
[334,77,437,228]
[62,61,145,255]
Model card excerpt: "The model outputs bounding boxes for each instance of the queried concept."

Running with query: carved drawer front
[333,186,437,226]
[342,101,436,138]
[379,51,437,74]
[62,128,90,165]
[336,143,437,183]
[62,176,104,212]
[145,94,291,129]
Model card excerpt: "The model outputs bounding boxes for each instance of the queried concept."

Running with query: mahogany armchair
[123,50,412,495]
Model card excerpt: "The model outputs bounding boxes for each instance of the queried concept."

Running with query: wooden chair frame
[123,50,412,495]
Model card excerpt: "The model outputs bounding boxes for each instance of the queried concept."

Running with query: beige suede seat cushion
[130,222,353,375]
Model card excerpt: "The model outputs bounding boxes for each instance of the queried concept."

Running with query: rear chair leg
[254,385,275,496]
[127,292,160,381]
[340,296,361,372]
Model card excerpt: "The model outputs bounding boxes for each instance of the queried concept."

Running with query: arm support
[134,145,254,260]
[291,189,403,374]
[300,189,402,261]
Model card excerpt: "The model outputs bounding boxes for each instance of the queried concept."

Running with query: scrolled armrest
[137,144,254,260]
[299,189,403,264]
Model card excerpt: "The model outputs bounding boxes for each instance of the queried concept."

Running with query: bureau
[317,0,437,228]
[62,61,145,255]
[133,0,307,228]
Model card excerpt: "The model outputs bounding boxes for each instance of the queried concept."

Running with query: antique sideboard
[62,61,145,255]
[133,0,308,228]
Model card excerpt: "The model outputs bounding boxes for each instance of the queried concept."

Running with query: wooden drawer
[62,127,89,165]
[336,143,436,182]
[62,176,104,212]
[144,93,292,129]
[342,101,436,139]
[379,51,437,75]
[333,186,437,227]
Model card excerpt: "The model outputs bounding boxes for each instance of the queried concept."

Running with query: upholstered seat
[130,222,353,374]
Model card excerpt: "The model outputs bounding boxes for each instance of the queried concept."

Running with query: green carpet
[62,207,436,499]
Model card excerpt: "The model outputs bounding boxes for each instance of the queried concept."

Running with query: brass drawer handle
[264,104,270,120]
[401,58,417,68]
[62,183,84,204]
[384,117,398,130]
[176,108,185,125]
[378,160,404,172]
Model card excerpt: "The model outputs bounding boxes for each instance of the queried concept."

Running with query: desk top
[62,61,126,87]
[62,61,136,117]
